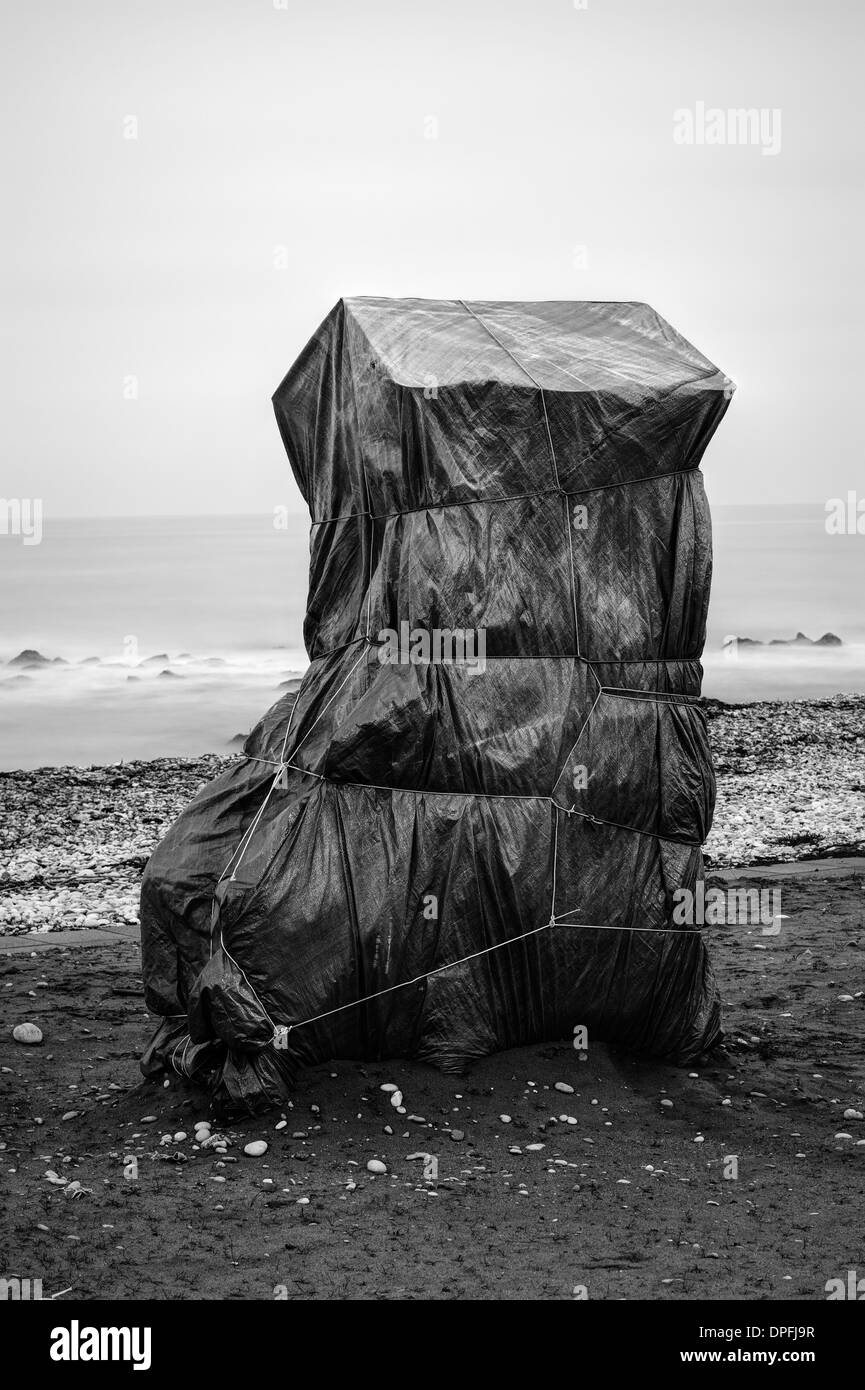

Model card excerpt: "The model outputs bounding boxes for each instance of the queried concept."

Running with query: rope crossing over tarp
[206,665,705,1050]
[203,303,709,1050]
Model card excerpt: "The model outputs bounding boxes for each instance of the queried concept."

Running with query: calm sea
[0,506,862,769]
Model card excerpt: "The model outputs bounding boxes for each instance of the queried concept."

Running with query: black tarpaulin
[139,298,733,1113]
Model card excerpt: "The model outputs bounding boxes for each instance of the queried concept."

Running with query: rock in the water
[9,650,51,667]
[12,1022,43,1045]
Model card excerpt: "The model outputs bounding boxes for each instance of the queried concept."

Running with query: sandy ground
[1,859,863,1301]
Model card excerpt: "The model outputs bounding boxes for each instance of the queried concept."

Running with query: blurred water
[0,505,861,769]
[704,503,865,701]
[0,515,310,768]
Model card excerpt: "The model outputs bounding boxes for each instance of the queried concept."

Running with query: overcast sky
[3,0,861,516]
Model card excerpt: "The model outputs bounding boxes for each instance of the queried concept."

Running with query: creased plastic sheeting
[139,298,732,1113]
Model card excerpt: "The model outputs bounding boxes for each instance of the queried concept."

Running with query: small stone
[380,1083,398,1093]
[366,1159,387,1174]
[174,1132,187,1142]
[499,1114,512,1123]
[12,1023,43,1045]
[244,1140,268,1157]
[450,1129,465,1141]
[390,1091,403,1109]
[834,1132,854,1141]
[140,1116,157,1124]
[843,1108,863,1121]
[275,1120,287,1131]
[554,1082,575,1094]
[526,1143,545,1151]
[660,1099,673,1108]
[61,1111,79,1121]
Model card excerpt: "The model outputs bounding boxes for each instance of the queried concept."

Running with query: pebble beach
[0,693,862,937]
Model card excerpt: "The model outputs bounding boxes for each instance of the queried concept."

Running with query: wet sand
[1,857,863,1300]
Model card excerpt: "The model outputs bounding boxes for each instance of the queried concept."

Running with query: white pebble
[366,1159,387,1174]
[12,1023,43,1045]
[499,1114,512,1124]
[843,1108,863,1121]
[244,1140,268,1157]
[554,1082,574,1094]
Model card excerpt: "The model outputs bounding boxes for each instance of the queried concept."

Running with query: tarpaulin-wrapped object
[140,298,733,1112]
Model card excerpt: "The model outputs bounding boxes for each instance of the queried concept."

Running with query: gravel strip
[1,695,863,935]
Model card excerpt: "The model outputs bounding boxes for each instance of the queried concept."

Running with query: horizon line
[18,500,837,522]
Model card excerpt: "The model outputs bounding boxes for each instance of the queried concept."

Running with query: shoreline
[1,693,863,938]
